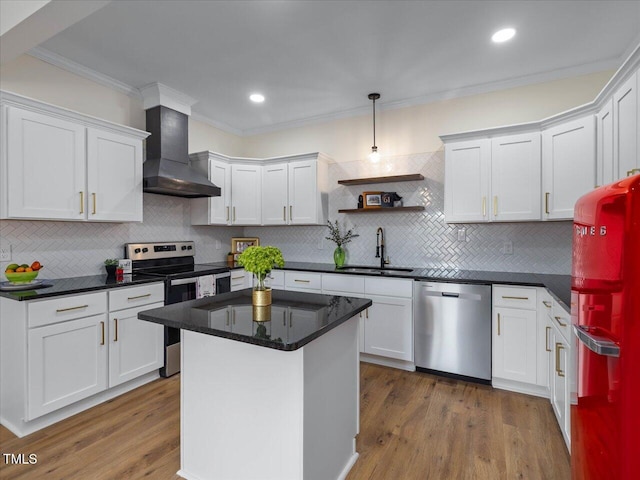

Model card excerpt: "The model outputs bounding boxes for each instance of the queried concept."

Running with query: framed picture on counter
[363,191,382,208]
[231,237,260,259]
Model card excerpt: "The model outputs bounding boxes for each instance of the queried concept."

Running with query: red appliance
[571,174,640,479]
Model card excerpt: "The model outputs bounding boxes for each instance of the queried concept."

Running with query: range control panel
[125,241,195,261]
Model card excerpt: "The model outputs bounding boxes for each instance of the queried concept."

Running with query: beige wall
[0,54,244,156]
[241,70,614,162]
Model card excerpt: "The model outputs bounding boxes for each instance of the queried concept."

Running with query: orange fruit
[25,267,33,272]
[15,267,25,272]
[5,269,14,273]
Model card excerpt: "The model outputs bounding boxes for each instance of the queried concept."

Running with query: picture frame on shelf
[231,237,260,259]
[363,191,382,208]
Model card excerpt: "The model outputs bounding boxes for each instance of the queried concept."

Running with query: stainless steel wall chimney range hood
[143,105,221,198]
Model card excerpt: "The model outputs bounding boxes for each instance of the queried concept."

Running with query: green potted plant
[325,220,359,268]
[237,246,285,306]
[104,259,119,277]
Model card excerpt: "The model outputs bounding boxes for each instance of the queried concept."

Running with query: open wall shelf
[338,206,425,214]
[337,173,424,186]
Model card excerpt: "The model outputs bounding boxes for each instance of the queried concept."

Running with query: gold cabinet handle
[482,196,486,217]
[289,205,293,220]
[283,206,286,221]
[493,196,498,216]
[56,304,89,313]
[127,293,151,300]
[554,315,567,327]
[497,313,501,335]
[231,276,244,280]
[226,310,230,326]
[545,192,550,214]
[365,308,369,319]
[226,206,230,222]
[502,296,529,300]
[114,318,119,342]
[80,191,84,214]
[545,326,551,352]
[289,310,293,328]
[555,343,565,377]
[629,168,640,176]
[232,309,236,325]
[233,207,236,222]
[542,301,552,308]
[92,193,96,214]
[294,279,310,283]
[100,321,105,345]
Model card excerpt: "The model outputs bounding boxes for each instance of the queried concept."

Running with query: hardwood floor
[0,363,570,479]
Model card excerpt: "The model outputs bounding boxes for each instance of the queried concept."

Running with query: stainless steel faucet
[375,227,389,269]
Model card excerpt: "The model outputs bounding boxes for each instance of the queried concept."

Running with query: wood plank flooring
[0,363,570,479]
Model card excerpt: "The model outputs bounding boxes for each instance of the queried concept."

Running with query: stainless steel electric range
[125,241,231,377]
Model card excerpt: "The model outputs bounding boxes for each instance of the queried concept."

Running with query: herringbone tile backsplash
[246,151,573,274]
[1,150,572,279]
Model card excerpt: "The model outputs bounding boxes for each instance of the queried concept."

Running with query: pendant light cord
[372,96,376,147]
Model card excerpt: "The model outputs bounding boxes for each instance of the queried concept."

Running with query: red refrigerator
[571,174,640,479]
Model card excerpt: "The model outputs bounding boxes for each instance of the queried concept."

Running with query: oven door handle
[574,325,620,357]
[170,278,198,286]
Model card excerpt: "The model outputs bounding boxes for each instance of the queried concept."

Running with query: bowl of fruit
[4,261,43,284]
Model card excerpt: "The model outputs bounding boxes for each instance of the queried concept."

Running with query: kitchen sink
[337,266,414,275]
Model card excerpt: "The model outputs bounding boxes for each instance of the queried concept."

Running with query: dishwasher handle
[441,292,460,298]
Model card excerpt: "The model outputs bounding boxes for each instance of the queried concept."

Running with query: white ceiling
[34,0,640,135]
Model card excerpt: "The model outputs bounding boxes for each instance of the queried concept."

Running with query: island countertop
[138,289,372,351]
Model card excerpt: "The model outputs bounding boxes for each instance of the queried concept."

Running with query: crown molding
[190,111,243,137]
[28,46,141,98]
[139,82,197,115]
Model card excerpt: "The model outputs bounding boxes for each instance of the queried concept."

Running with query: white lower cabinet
[549,318,571,449]
[230,269,253,291]
[27,314,108,420]
[108,303,164,387]
[0,283,164,437]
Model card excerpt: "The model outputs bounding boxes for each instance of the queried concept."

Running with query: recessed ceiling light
[492,28,516,43]
[249,93,265,103]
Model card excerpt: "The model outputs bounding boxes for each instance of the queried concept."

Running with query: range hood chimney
[141,83,220,198]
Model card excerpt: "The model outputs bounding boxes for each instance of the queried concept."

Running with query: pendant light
[368,93,381,163]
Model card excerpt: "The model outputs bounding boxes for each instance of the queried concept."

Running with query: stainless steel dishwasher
[414,281,492,383]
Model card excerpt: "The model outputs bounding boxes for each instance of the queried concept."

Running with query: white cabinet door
[230,269,251,292]
[108,303,164,388]
[231,164,261,225]
[613,71,639,179]
[542,116,596,220]
[550,325,570,448]
[363,295,413,361]
[27,314,108,420]
[444,139,490,222]
[492,306,537,384]
[491,133,541,221]
[262,162,288,225]
[210,160,232,225]
[537,289,553,389]
[288,159,318,224]
[597,99,615,186]
[87,128,143,222]
[6,106,86,220]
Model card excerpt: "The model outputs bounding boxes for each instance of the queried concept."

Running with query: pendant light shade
[368,93,381,163]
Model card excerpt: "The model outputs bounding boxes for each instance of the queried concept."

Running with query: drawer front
[493,285,537,310]
[265,270,285,289]
[28,292,108,328]
[322,274,365,295]
[552,300,571,343]
[364,277,413,298]
[109,283,165,312]
[284,271,322,291]
[230,270,251,291]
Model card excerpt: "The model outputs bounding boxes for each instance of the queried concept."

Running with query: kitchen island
[139,289,371,480]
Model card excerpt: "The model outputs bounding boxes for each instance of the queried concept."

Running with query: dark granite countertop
[0,261,571,312]
[138,289,372,351]
[0,274,164,301]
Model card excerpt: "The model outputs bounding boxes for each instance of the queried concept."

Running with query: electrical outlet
[457,228,466,242]
[502,240,513,255]
[0,245,11,261]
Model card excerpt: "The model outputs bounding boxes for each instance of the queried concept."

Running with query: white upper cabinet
[0,91,149,222]
[597,99,615,186]
[444,133,540,223]
[444,139,490,223]
[262,162,289,225]
[613,70,639,179]
[231,164,262,225]
[87,128,143,222]
[491,132,541,221]
[191,151,330,226]
[542,115,596,220]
